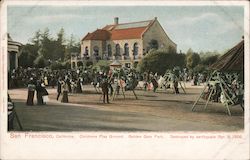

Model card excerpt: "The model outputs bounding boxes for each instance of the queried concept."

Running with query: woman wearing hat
[36,79,44,105]
[26,78,36,106]
[61,81,69,103]
[41,83,49,105]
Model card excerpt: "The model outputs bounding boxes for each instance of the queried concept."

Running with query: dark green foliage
[50,62,64,70]
[62,60,71,69]
[85,60,93,67]
[65,34,81,60]
[201,55,219,66]
[138,50,185,75]
[186,48,201,69]
[92,60,110,73]
[50,59,71,70]
[200,51,220,66]
[18,44,39,67]
[18,28,80,69]
[34,55,47,68]
[193,64,206,73]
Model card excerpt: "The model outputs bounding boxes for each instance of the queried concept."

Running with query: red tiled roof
[82,29,111,40]
[110,27,147,40]
[82,19,155,41]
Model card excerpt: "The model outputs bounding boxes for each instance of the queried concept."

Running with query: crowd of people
[8,66,243,107]
[8,67,142,105]
[8,67,92,105]
[202,72,244,108]
[8,67,95,89]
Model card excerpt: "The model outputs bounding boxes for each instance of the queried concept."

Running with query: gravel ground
[8,82,244,131]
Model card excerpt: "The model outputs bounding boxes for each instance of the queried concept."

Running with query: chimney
[114,17,119,25]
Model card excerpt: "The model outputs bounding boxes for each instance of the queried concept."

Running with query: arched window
[72,62,76,69]
[115,44,120,56]
[93,46,99,56]
[149,39,158,50]
[84,46,89,56]
[133,43,139,59]
[124,43,129,56]
[107,44,112,57]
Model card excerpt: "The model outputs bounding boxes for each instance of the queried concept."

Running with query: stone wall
[142,19,177,53]
[81,40,91,57]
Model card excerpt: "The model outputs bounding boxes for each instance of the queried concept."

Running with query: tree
[200,51,220,66]
[34,55,47,68]
[92,60,110,73]
[186,48,200,70]
[62,60,71,69]
[193,64,206,73]
[54,28,66,60]
[65,34,80,60]
[186,48,193,56]
[30,30,42,47]
[34,28,68,61]
[201,54,219,66]
[138,50,185,75]
[168,45,176,53]
[50,62,63,70]
[39,28,54,59]
[19,44,39,67]
[19,28,80,69]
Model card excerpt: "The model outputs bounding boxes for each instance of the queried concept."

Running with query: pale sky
[7,5,244,53]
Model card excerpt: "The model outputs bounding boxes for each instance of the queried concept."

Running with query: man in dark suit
[101,76,109,104]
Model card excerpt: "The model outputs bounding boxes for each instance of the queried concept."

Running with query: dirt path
[8,83,244,131]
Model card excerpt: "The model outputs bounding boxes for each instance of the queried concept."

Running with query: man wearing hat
[101,75,110,104]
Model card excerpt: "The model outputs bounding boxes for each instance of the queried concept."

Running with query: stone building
[8,34,22,72]
[71,17,176,69]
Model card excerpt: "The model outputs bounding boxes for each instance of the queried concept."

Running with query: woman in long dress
[61,81,69,103]
[36,80,44,105]
[26,78,36,106]
[76,79,82,93]
[41,83,49,105]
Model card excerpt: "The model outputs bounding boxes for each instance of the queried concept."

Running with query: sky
[7,5,244,53]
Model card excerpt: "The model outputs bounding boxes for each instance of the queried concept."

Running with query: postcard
[0,0,249,159]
